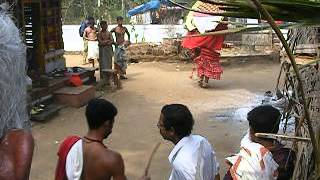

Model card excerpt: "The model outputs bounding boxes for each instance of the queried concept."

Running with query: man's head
[158,104,194,143]
[100,20,108,30]
[117,16,124,26]
[247,105,281,142]
[87,16,95,27]
[85,99,118,138]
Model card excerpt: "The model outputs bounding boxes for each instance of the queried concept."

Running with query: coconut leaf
[194,0,320,23]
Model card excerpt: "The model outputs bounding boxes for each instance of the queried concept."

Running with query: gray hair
[0,4,30,138]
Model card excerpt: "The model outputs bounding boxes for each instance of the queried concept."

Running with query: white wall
[63,24,187,51]
[62,24,289,51]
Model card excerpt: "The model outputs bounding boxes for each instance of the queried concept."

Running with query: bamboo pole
[144,142,161,176]
[180,27,247,38]
[249,0,320,175]
[170,23,297,39]
[255,133,311,143]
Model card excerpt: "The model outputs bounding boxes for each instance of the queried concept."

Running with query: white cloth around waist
[87,41,99,59]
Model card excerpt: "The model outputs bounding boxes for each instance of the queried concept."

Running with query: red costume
[182,23,227,80]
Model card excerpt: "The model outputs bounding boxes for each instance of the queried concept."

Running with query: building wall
[63,23,289,52]
[63,24,186,51]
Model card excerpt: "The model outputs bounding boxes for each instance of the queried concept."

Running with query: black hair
[85,98,118,130]
[87,17,94,21]
[117,16,124,21]
[100,21,107,25]
[247,105,281,134]
[161,104,194,138]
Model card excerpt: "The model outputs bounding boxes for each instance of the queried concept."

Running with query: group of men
[81,16,130,80]
[55,99,295,180]
[0,6,296,180]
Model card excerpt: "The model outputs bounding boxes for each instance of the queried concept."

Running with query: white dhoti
[66,139,83,180]
[87,41,99,60]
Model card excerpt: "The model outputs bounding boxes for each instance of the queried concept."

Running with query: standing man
[83,18,99,68]
[79,17,93,65]
[98,20,114,79]
[157,104,220,180]
[111,16,130,79]
[55,99,150,180]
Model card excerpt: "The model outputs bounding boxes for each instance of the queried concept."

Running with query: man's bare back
[58,99,149,180]
[82,139,126,180]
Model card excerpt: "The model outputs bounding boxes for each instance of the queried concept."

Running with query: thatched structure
[278,60,320,179]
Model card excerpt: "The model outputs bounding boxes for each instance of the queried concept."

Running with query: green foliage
[62,0,126,24]
[132,0,148,3]
[61,0,198,24]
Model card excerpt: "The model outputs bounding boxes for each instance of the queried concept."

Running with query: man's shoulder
[185,135,214,153]
[111,27,117,32]
[190,135,210,144]
[98,148,123,166]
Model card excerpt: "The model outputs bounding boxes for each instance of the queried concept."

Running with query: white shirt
[168,135,219,180]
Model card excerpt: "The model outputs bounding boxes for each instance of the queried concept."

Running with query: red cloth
[182,23,227,80]
[55,136,81,180]
[70,74,83,87]
[195,49,223,79]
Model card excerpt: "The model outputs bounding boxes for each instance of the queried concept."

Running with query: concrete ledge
[221,52,280,66]
[54,85,95,108]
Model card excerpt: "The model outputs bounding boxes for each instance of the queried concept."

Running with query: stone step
[31,104,63,122]
[53,85,95,108]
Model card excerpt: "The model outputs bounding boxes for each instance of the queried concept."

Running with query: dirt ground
[30,54,280,179]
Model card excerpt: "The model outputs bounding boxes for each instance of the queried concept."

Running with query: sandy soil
[30,54,280,179]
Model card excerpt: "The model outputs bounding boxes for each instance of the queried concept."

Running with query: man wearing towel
[83,18,99,68]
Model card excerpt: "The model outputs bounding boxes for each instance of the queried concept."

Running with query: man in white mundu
[83,19,99,67]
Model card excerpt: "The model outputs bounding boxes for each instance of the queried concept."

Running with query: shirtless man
[55,99,150,180]
[83,19,99,68]
[80,17,93,65]
[111,16,130,79]
[98,21,114,79]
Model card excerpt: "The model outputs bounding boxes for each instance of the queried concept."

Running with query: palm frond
[170,0,320,24]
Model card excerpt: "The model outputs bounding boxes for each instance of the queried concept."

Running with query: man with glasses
[157,104,220,180]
